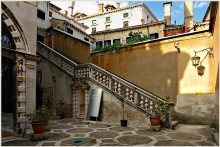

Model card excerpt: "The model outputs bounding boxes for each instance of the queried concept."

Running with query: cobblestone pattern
[2,120,217,146]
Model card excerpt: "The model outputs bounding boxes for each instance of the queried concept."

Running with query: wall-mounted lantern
[191,47,214,76]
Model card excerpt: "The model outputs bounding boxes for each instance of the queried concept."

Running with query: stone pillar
[24,55,38,132]
[16,55,27,134]
[71,87,77,121]
[84,89,90,120]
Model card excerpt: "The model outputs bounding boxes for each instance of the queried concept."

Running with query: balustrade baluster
[118,83,121,95]
[125,88,129,100]
[140,96,144,108]
[130,90,134,102]
[114,81,117,92]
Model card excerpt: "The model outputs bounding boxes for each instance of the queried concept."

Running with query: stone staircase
[37,41,174,128]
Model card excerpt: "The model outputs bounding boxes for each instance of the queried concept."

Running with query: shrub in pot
[150,96,170,131]
[26,105,53,134]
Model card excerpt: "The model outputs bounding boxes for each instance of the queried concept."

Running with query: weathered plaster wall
[91,31,217,124]
[37,59,73,109]
[175,94,215,124]
[212,5,219,129]
[52,29,90,63]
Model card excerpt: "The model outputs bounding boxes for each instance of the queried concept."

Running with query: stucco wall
[213,4,219,129]
[52,29,90,63]
[91,31,217,124]
[37,59,73,110]
[93,23,165,44]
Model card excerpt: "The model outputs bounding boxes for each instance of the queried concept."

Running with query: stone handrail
[37,41,173,127]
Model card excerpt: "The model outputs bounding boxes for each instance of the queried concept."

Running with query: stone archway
[2,3,37,136]
[71,79,90,121]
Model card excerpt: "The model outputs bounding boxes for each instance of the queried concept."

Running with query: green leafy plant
[93,32,149,52]
[209,122,217,129]
[154,96,170,117]
[25,105,53,122]
[57,98,65,106]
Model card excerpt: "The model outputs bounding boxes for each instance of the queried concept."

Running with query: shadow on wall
[91,43,190,104]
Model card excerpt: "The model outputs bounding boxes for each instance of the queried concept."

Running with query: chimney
[68,1,75,16]
[163,2,172,26]
[184,1,194,32]
[98,3,104,13]
[116,3,120,9]
[64,10,68,16]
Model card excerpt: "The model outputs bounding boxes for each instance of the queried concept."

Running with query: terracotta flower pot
[31,122,47,134]
[150,116,160,126]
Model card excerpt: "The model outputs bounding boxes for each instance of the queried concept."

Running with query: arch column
[71,87,77,121]
[16,55,27,132]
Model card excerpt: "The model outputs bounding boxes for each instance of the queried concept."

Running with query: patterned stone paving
[1,120,217,146]
[117,135,153,145]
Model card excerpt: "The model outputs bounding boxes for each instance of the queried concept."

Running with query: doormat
[69,139,85,146]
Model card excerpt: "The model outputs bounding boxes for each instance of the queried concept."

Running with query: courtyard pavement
[1,118,218,146]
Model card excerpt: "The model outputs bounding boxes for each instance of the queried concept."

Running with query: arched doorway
[71,80,90,121]
[1,20,16,134]
[2,2,38,136]
[76,87,86,118]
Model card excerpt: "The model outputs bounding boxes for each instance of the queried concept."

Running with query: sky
[51,1,210,25]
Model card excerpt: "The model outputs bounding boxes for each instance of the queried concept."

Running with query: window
[92,28,96,33]
[81,23,84,25]
[113,39,120,44]
[67,27,73,35]
[106,17,110,22]
[96,41,103,48]
[104,40,111,47]
[106,25,110,30]
[49,11,52,17]
[150,33,159,39]
[37,9,45,20]
[37,34,44,43]
[123,21,129,27]
[92,20,97,25]
[147,15,149,19]
[84,37,89,41]
[123,13,129,18]
[126,37,131,42]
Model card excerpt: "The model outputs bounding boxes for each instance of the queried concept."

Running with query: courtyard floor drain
[69,139,85,146]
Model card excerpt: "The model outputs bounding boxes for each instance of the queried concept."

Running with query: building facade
[76,3,158,34]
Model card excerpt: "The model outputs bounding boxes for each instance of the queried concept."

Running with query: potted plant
[209,122,217,131]
[120,99,127,127]
[26,105,53,134]
[150,96,170,131]
[57,98,65,119]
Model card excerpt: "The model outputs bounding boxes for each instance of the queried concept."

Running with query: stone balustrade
[37,41,173,127]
